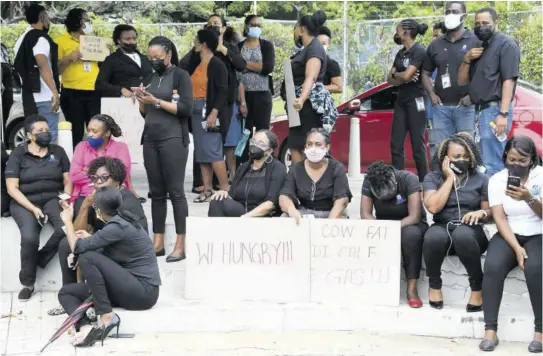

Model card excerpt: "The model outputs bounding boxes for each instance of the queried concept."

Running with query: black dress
[287,38,327,150]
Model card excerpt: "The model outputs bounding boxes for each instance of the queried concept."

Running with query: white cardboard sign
[283,59,301,128]
[185,217,311,302]
[310,219,402,306]
[100,98,145,164]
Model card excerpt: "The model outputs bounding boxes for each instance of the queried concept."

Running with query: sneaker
[47,305,66,316]
[18,287,34,301]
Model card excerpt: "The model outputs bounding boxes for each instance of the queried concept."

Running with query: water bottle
[235,119,250,157]
[172,90,180,103]
[489,122,507,142]
[57,121,73,161]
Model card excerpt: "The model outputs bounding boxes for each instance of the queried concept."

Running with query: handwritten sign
[310,219,401,306]
[185,217,311,302]
[80,35,110,62]
[283,59,301,128]
[101,98,144,164]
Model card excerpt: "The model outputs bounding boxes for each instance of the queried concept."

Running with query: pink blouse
[70,139,132,199]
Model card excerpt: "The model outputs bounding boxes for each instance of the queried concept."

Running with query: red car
[271,81,542,172]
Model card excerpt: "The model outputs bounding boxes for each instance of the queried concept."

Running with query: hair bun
[418,23,429,36]
[311,10,327,28]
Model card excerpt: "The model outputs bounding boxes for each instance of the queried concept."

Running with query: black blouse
[95,49,153,97]
[280,158,352,211]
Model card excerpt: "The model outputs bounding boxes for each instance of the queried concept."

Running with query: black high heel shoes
[101,314,121,346]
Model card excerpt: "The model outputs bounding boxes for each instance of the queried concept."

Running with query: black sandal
[193,190,212,203]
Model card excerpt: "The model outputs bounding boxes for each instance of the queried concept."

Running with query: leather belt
[475,101,499,112]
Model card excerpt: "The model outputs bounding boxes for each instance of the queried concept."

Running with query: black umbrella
[40,296,94,353]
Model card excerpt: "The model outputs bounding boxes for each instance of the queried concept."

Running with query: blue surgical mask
[88,136,104,149]
[248,27,262,38]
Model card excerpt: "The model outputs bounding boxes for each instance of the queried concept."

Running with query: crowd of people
[0,1,540,353]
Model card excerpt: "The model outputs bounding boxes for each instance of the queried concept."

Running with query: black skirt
[287,100,323,150]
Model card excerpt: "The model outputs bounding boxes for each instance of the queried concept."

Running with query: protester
[317,26,342,94]
[209,130,286,217]
[432,22,446,39]
[48,156,148,316]
[238,14,276,163]
[279,128,351,221]
[135,36,192,262]
[5,115,72,301]
[422,134,490,311]
[480,136,542,352]
[283,10,338,164]
[458,7,521,176]
[1,42,15,129]
[58,186,160,347]
[13,4,60,143]
[95,24,153,99]
[423,2,480,161]
[387,19,429,182]
[188,29,230,203]
[69,114,131,209]
[425,21,446,149]
[1,142,11,216]
[56,8,100,147]
[361,161,427,308]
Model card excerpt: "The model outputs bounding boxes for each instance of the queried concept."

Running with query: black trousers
[58,237,77,286]
[208,198,246,217]
[143,137,188,234]
[483,233,542,332]
[238,90,273,164]
[58,251,159,326]
[60,88,101,148]
[402,223,427,280]
[10,198,65,286]
[423,224,488,291]
[390,98,428,182]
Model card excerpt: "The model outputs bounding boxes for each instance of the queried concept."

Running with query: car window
[360,87,398,111]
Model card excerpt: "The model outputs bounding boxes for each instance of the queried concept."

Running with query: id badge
[83,61,91,72]
[441,73,451,89]
[415,97,425,112]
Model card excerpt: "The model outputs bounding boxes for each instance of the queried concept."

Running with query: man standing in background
[423,1,480,161]
[13,3,60,143]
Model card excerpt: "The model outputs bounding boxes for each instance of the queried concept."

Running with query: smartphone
[201,121,207,130]
[507,175,521,188]
[37,216,46,227]
[58,192,71,201]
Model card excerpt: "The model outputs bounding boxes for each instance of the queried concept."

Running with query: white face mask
[305,147,327,163]
[444,13,464,30]
[83,23,93,35]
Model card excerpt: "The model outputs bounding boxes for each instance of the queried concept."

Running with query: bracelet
[527,197,537,206]
[463,59,471,65]
[154,99,161,109]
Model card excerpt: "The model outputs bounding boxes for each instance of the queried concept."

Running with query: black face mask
[507,164,531,178]
[207,25,221,37]
[151,59,167,75]
[34,132,52,147]
[474,25,494,42]
[296,34,304,47]
[450,160,470,175]
[393,34,402,45]
[120,42,137,54]
[249,145,266,160]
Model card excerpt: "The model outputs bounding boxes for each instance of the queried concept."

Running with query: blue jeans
[429,105,476,158]
[478,105,513,176]
[36,101,59,144]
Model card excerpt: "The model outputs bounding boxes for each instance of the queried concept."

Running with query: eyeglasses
[249,139,269,149]
[88,174,110,183]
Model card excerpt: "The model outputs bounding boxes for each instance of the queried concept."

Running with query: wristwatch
[154,99,162,109]
[498,111,509,118]
[463,59,471,65]
[240,102,247,107]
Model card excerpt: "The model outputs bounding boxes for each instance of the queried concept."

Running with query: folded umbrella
[40,296,94,353]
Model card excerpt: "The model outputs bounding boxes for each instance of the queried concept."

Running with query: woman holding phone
[5,115,72,301]
[480,135,542,352]
[133,36,193,263]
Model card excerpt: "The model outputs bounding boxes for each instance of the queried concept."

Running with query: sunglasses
[88,174,110,183]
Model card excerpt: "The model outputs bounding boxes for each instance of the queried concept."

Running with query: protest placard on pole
[283,59,301,128]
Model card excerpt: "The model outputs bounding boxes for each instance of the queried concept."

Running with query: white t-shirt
[14,27,53,103]
[489,165,543,236]
[124,52,141,68]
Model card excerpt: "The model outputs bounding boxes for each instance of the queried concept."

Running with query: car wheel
[278,142,293,171]
[8,120,26,149]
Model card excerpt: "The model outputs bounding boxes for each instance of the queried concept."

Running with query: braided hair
[148,36,179,66]
[365,161,395,191]
[399,19,429,39]
[306,127,331,145]
[433,133,483,172]
[89,114,122,137]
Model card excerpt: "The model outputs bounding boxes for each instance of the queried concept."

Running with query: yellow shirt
[55,32,99,90]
